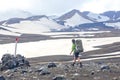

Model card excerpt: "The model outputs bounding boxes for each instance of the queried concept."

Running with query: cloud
[0,0,120,15]
[26,0,120,15]
[80,0,120,13]
[0,0,32,12]
[27,0,87,15]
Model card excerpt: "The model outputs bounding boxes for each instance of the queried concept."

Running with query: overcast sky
[0,0,120,15]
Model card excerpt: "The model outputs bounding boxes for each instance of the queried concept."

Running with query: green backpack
[75,39,84,53]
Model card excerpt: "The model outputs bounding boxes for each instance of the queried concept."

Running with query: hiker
[70,39,83,67]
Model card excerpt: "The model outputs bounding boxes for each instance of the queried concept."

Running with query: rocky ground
[0,57,120,80]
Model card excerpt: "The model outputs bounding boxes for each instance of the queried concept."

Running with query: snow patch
[87,12,110,22]
[64,13,93,27]
[105,22,120,29]
[0,37,120,59]
[0,29,21,36]
[7,17,63,34]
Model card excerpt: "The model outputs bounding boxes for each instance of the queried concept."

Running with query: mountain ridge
[0,9,120,35]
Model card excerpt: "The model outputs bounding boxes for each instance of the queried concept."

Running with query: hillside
[0,9,120,35]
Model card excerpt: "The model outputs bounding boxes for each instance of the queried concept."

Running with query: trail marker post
[14,37,19,57]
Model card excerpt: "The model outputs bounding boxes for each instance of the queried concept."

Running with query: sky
[0,0,120,15]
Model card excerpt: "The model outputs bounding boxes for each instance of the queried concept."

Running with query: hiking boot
[79,62,83,68]
[71,62,75,67]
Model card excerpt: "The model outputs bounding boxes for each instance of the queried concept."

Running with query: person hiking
[70,39,83,67]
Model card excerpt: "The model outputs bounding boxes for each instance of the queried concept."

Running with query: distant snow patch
[0,29,21,36]
[105,22,120,29]
[64,13,93,27]
[87,12,110,22]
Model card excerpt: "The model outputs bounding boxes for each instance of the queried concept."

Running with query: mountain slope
[105,22,120,29]
[1,16,63,34]
[60,22,115,32]
[57,9,93,27]
[0,9,120,34]
[82,11,110,22]
[101,11,120,21]
[0,25,21,36]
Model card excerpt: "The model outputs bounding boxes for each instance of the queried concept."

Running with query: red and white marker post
[14,37,19,57]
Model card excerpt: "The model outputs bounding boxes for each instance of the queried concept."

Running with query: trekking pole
[14,37,19,57]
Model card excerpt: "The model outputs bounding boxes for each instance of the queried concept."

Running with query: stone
[48,62,57,68]
[91,71,95,75]
[0,54,30,70]
[0,75,5,80]
[1,54,13,64]
[73,73,79,76]
[21,69,28,74]
[100,64,110,71]
[37,66,50,75]
[112,77,118,80]
[53,75,66,80]
[40,69,50,75]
